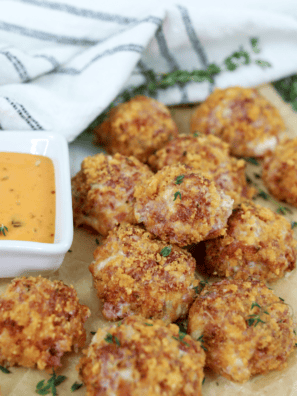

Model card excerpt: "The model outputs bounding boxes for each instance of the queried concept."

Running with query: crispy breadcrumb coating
[78,315,205,396]
[262,138,297,207]
[93,96,178,163]
[188,279,297,383]
[190,87,285,157]
[89,224,198,323]
[148,133,255,204]
[72,153,153,236]
[134,164,234,246]
[0,276,90,370]
[203,201,297,282]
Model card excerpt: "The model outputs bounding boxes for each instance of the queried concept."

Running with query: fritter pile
[188,279,296,383]
[0,276,90,370]
[190,86,285,157]
[262,137,297,207]
[94,95,178,163]
[78,315,205,396]
[204,201,297,282]
[148,133,255,204]
[89,224,198,323]
[72,153,153,236]
[134,164,234,246]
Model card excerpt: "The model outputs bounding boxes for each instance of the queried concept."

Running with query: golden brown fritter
[188,279,297,383]
[203,201,297,282]
[0,276,90,370]
[134,164,234,246]
[190,87,285,157]
[262,138,297,207]
[72,153,153,236]
[93,96,178,163]
[78,315,205,396]
[89,224,198,323]
[148,133,255,204]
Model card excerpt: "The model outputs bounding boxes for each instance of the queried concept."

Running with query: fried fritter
[89,224,198,323]
[190,87,285,157]
[94,96,178,163]
[0,276,90,370]
[262,138,297,207]
[78,315,205,396]
[188,279,297,383]
[148,133,255,204]
[134,164,233,246]
[203,201,297,282]
[72,153,153,236]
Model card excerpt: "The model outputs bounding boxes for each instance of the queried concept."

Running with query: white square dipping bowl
[0,132,73,277]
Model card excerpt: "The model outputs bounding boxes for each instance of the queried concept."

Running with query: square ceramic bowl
[0,132,73,277]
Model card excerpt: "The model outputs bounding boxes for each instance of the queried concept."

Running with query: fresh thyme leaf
[172,332,190,347]
[255,60,271,68]
[246,175,252,184]
[244,157,259,165]
[114,336,121,347]
[0,365,10,373]
[68,249,72,253]
[202,377,206,385]
[197,334,208,351]
[225,48,250,71]
[71,382,83,392]
[193,132,200,137]
[0,224,8,236]
[291,221,297,229]
[254,173,261,179]
[257,190,269,200]
[279,297,285,302]
[251,302,261,310]
[95,238,100,245]
[104,333,114,344]
[251,38,260,53]
[90,331,96,335]
[173,191,182,201]
[36,371,66,396]
[160,246,172,257]
[175,175,185,185]
[144,323,153,326]
[276,206,292,215]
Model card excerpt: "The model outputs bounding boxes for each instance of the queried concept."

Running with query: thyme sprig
[104,333,121,346]
[246,302,269,327]
[0,364,10,374]
[257,189,292,215]
[70,382,83,392]
[160,245,172,257]
[273,73,297,112]
[35,370,66,395]
[172,330,190,347]
[197,334,207,351]
[0,224,8,236]
[173,191,182,201]
[86,37,270,132]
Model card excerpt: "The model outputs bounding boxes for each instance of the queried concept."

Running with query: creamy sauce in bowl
[0,152,56,243]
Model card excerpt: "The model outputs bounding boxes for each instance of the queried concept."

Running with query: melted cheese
[0,152,56,243]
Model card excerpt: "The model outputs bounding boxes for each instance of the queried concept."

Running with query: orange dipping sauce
[0,152,56,243]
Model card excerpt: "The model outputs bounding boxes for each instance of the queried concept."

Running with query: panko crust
[94,96,178,163]
[204,201,297,282]
[262,138,297,207]
[78,315,205,396]
[72,153,153,236]
[89,224,198,323]
[134,164,234,246]
[190,87,285,157]
[0,276,90,370]
[188,279,297,383]
[148,133,255,204]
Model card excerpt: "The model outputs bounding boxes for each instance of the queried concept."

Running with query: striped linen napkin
[1,0,297,141]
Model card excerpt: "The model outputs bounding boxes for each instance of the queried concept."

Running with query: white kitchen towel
[0,0,297,141]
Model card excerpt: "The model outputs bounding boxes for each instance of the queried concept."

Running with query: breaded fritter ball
[72,153,153,236]
[78,315,205,396]
[262,138,297,207]
[203,201,297,282]
[0,276,90,370]
[188,279,297,383]
[94,96,178,163]
[134,164,234,246]
[190,87,285,157]
[89,224,198,323]
[148,133,255,204]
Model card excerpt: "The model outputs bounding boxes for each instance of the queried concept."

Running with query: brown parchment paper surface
[1,84,297,395]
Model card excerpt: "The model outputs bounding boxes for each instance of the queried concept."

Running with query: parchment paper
[1,84,297,395]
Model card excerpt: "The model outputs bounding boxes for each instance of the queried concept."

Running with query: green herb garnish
[246,302,269,327]
[160,246,172,257]
[175,175,185,185]
[279,297,285,302]
[202,377,206,385]
[144,323,153,326]
[291,221,297,229]
[172,331,190,347]
[0,224,8,236]
[95,238,100,245]
[197,334,208,351]
[173,191,182,201]
[71,382,83,392]
[193,132,199,137]
[104,333,120,346]
[36,370,66,395]
[244,157,259,166]
[257,189,292,215]
[0,365,10,374]
[251,38,260,54]
[90,331,96,335]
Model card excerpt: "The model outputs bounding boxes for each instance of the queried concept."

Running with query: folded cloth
[0,0,297,141]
